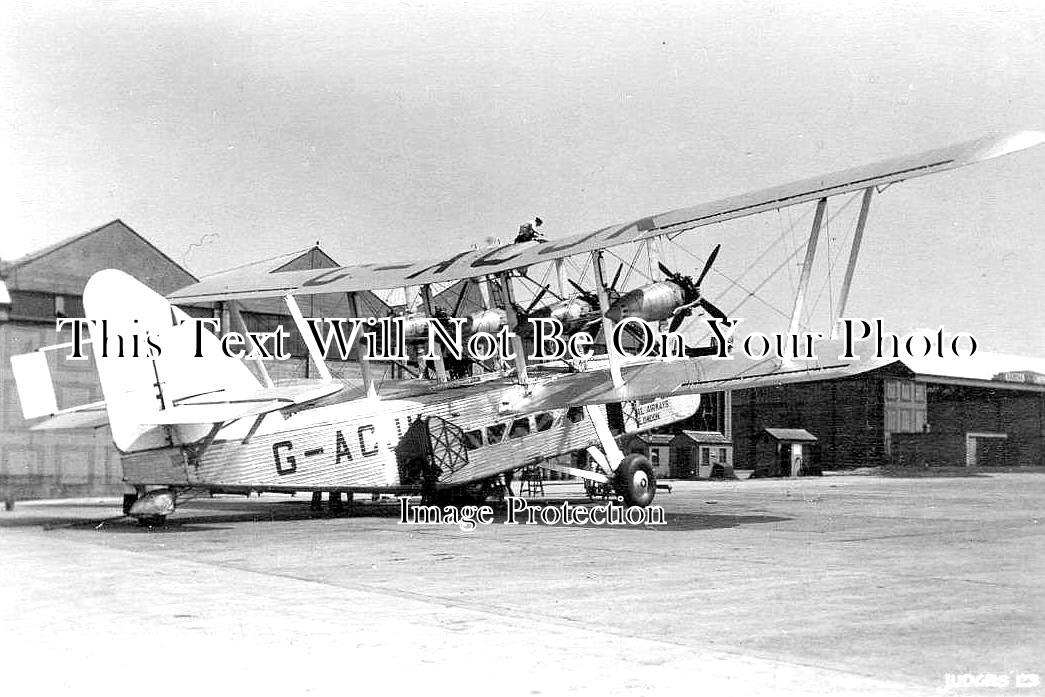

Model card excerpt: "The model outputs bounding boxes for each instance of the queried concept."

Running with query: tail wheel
[614,454,656,507]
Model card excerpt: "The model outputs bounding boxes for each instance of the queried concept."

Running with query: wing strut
[228,300,274,388]
[284,294,333,383]
[346,292,378,396]
[591,250,624,388]
[585,404,625,473]
[498,272,529,384]
[788,197,827,337]
[420,284,449,383]
[833,187,875,338]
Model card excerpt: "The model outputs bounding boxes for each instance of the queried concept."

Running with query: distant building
[0,220,198,503]
[0,223,356,504]
[669,430,733,479]
[732,355,1045,470]
[751,428,818,478]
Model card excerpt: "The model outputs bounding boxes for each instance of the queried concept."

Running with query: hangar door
[965,432,1009,467]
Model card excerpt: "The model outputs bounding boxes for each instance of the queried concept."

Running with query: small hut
[669,431,735,479]
[752,428,819,478]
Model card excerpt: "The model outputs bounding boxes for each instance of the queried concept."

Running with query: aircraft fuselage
[119,376,699,494]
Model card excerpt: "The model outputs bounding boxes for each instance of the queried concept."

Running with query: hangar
[0,220,198,504]
[730,355,1045,471]
[0,222,354,504]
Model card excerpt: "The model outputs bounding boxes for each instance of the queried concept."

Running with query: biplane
[10,131,1043,524]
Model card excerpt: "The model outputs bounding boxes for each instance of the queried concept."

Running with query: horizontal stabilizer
[30,404,110,431]
[142,401,294,426]
[146,382,344,425]
[10,352,59,419]
[172,382,343,408]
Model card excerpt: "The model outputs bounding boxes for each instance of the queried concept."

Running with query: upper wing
[169,131,1044,303]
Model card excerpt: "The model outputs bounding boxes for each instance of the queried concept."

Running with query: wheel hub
[633,471,649,491]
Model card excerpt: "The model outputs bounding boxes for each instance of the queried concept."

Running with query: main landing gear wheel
[458,479,494,505]
[424,479,494,506]
[614,454,656,507]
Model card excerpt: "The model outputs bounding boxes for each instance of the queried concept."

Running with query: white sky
[2,0,1045,354]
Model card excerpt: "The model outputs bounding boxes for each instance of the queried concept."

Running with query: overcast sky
[2,0,1044,354]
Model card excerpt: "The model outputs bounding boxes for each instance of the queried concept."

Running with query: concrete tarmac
[2,473,1043,696]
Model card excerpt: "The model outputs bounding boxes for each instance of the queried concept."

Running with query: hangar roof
[675,430,732,445]
[1,219,196,296]
[904,353,1045,394]
[903,352,1045,382]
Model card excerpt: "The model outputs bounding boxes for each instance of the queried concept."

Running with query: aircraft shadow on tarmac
[2,497,789,533]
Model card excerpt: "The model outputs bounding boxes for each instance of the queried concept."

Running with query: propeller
[658,244,726,332]
[510,284,553,326]
[567,263,625,308]
[450,280,470,316]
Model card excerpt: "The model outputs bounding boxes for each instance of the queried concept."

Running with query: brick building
[0,220,198,503]
[0,222,361,504]
[731,355,1045,470]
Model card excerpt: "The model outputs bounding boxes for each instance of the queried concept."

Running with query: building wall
[883,378,928,452]
[1,221,199,501]
[891,384,1045,467]
[734,371,1045,470]
[732,374,889,470]
[667,435,732,479]
[1,320,121,499]
[648,445,670,479]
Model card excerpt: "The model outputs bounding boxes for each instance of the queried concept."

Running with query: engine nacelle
[527,298,595,333]
[605,282,685,323]
[469,308,508,335]
[402,315,430,340]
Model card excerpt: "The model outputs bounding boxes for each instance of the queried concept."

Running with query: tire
[458,479,493,505]
[423,478,494,506]
[614,454,656,507]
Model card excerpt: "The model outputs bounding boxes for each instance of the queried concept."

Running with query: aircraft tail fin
[83,269,262,452]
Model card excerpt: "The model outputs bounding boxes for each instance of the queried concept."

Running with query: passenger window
[509,417,531,439]
[486,423,506,445]
[535,412,554,432]
[464,429,483,450]
[566,406,585,423]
